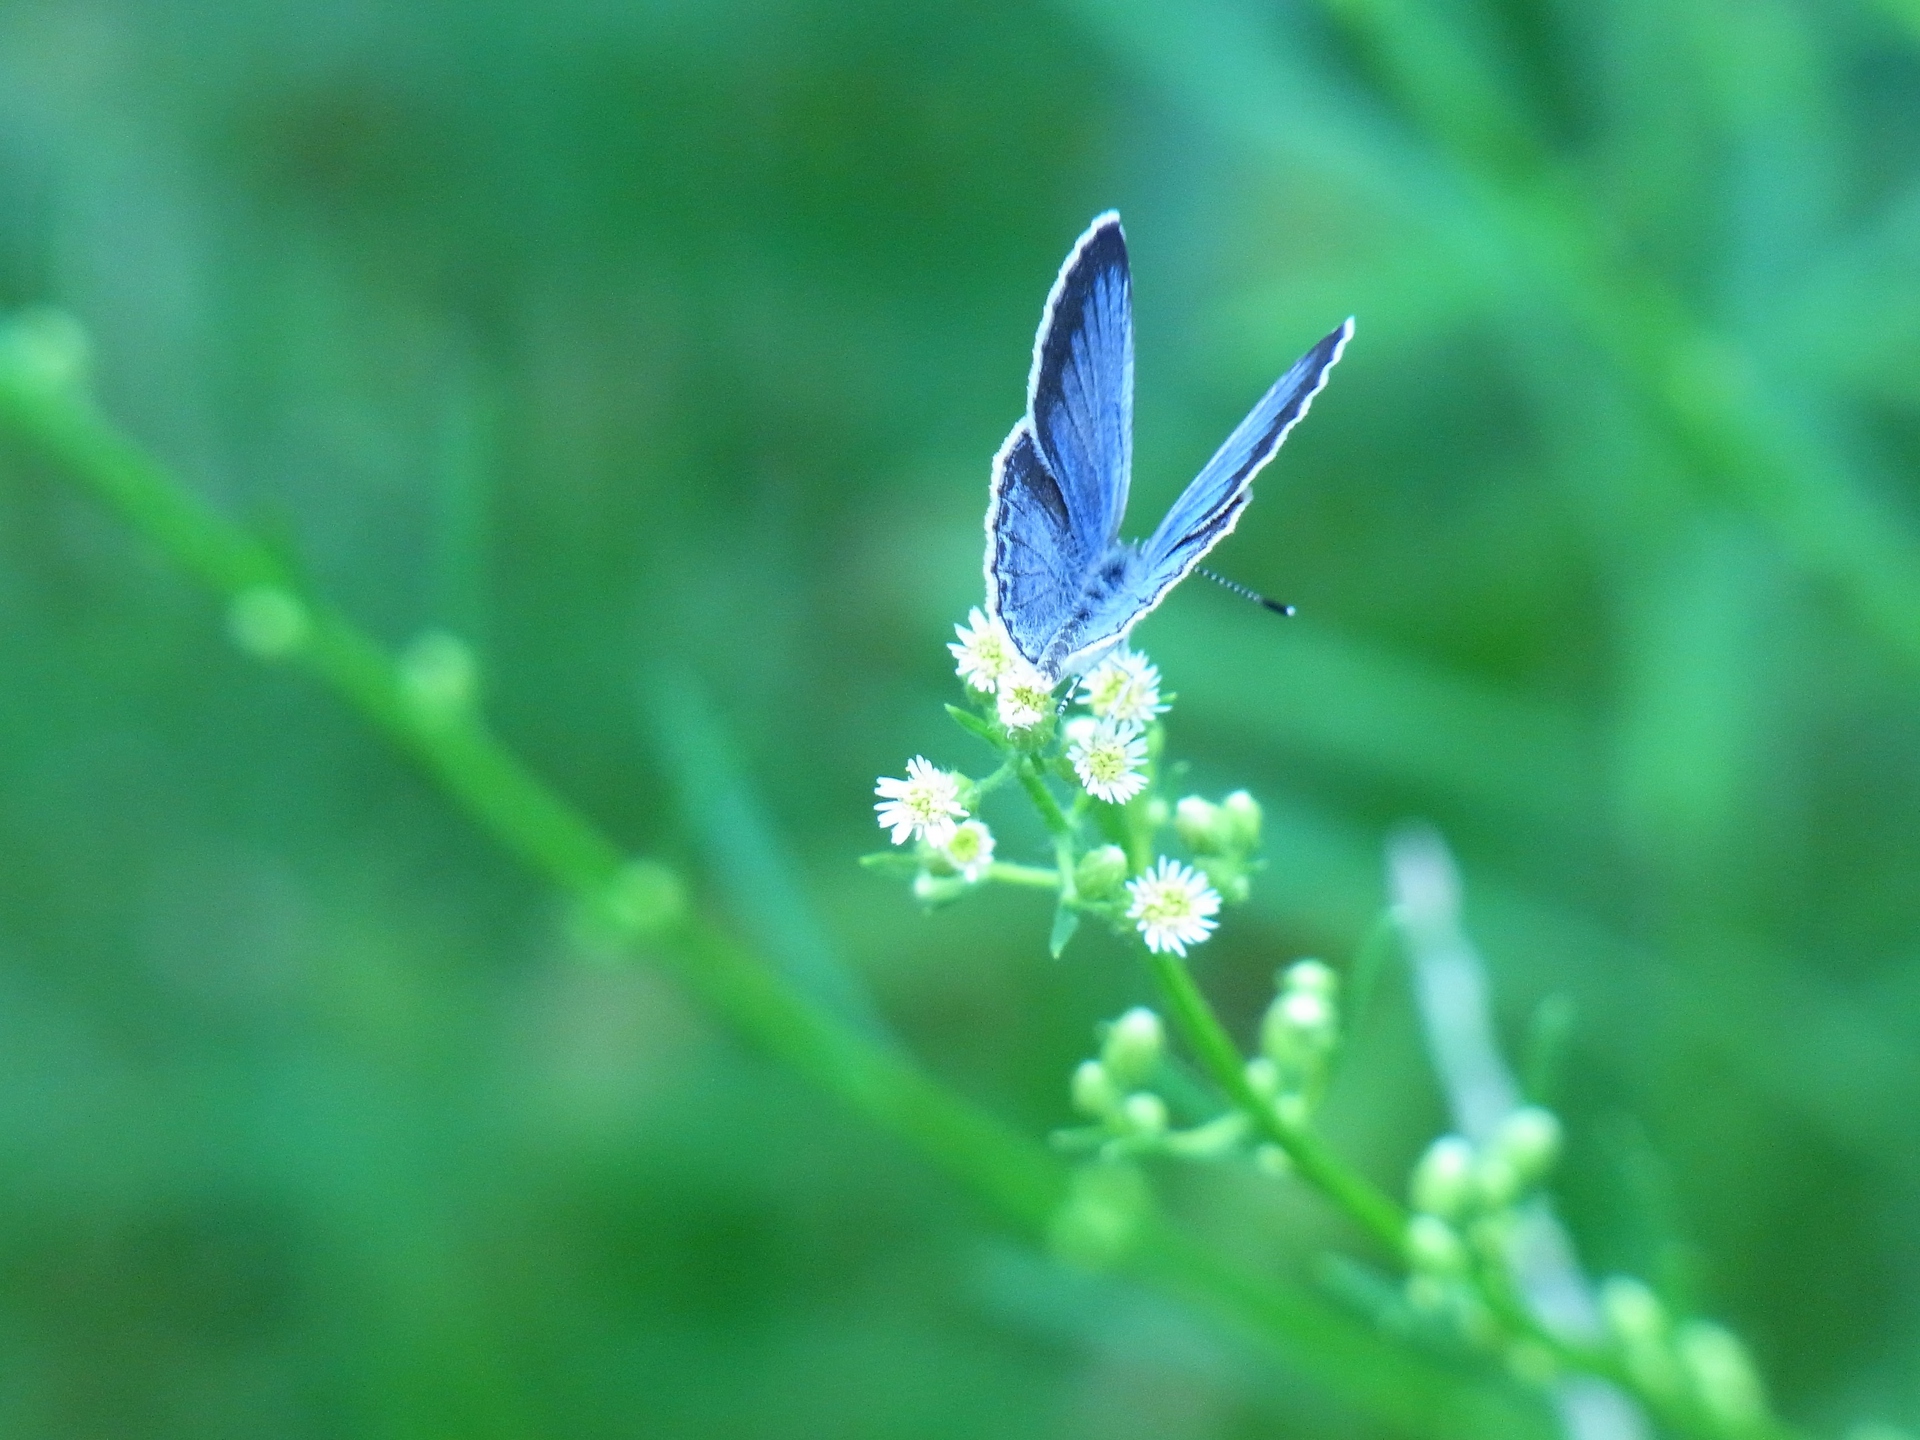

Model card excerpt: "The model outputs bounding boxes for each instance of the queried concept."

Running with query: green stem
[1017,758,1082,901]
[1145,948,1409,1257]
[1145,944,1705,1423]
[1018,758,1072,837]
[982,862,1061,890]
[972,759,1017,796]
[0,348,1549,1440]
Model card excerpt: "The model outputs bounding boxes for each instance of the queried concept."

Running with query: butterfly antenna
[1196,567,1296,617]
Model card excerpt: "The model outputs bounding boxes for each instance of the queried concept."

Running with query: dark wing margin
[984,420,1085,668]
[1141,318,1353,588]
[1027,212,1134,556]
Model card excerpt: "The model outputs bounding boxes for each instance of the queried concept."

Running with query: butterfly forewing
[1027,212,1134,557]
[1140,319,1352,588]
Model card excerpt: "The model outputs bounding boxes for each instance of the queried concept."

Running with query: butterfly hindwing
[1028,212,1133,559]
[984,420,1089,665]
[1138,318,1352,601]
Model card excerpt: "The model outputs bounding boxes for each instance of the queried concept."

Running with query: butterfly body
[984,212,1351,682]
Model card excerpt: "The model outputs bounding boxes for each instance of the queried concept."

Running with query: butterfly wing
[1136,318,1352,604]
[984,420,1088,666]
[1027,212,1134,556]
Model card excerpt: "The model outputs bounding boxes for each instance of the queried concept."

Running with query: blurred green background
[2,0,1919,1435]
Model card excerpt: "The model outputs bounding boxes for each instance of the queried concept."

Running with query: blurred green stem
[1019,757,1072,835]
[0,341,1546,1440]
[1143,943,1792,1440]
[983,861,1061,890]
[1309,0,1920,678]
[1145,947,1409,1257]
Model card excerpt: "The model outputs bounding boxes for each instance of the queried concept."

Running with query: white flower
[1080,650,1167,724]
[1125,858,1221,956]
[874,756,967,846]
[937,819,996,881]
[948,607,1017,693]
[1069,717,1149,805]
[995,659,1055,731]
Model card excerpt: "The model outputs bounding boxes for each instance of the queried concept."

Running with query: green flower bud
[1252,1143,1292,1177]
[911,871,970,905]
[1071,1059,1120,1118]
[1100,1007,1164,1088]
[1260,986,1337,1069]
[1601,1275,1682,1398]
[1145,796,1170,829]
[1272,1092,1310,1127]
[1119,1091,1167,1136]
[1162,1112,1248,1159]
[1174,795,1222,851]
[1219,790,1262,851]
[1490,1106,1562,1191]
[0,307,91,389]
[1599,1276,1668,1349]
[1411,1135,1476,1219]
[1677,1322,1767,1428]
[400,629,478,725]
[1475,1153,1523,1210]
[1282,958,1336,1000]
[228,585,309,659]
[1196,855,1251,905]
[1406,1214,1467,1275]
[1243,1056,1281,1099]
[601,859,687,938]
[1073,844,1129,901]
[1048,1163,1149,1270]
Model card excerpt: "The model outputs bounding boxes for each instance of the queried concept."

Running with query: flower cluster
[860,603,1807,1436]
[865,607,1249,960]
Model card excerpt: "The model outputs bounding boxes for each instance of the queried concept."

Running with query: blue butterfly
[985,212,1352,682]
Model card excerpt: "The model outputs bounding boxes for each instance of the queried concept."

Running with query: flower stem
[1018,758,1072,837]
[973,759,1017,796]
[982,862,1060,890]
[1145,947,1409,1258]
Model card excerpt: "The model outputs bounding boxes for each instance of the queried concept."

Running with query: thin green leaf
[946,703,1006,748]
[1049,902,1082,958]
[858,850,922,878]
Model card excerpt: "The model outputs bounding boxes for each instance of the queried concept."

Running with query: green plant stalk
[0,357,1550,1440]
[1018,757,1073,837]
[1308,0,1920,677]
[982,861,1061,890]
[1142,944,1797,1440]
[1145,947,1410,1257]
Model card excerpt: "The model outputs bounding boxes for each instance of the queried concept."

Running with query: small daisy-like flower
[1061,714,1098,749]
[937,819,996,881]
[1125,858,1222,956]
[874,756,967,847]
[948,607,1018,693]
[1069,717,1150,805]
[1080,650,1168,724]
[996,660,1055,731]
